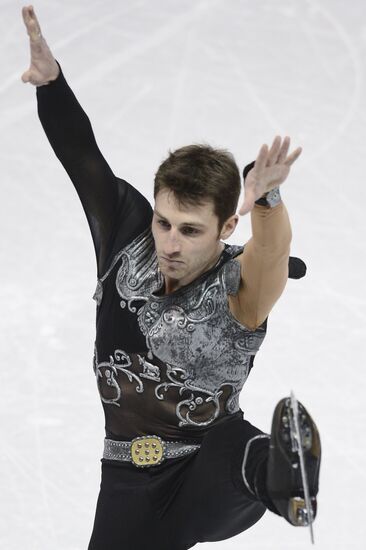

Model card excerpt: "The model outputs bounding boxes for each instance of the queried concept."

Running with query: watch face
[266,187,281,208]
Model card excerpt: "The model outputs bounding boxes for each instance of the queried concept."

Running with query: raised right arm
[36,62,123,276]
[22,6,152,277]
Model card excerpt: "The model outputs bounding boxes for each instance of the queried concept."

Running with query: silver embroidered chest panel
[93,227,267,428]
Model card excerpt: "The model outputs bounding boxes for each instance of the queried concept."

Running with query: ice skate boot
[267,393,321,542]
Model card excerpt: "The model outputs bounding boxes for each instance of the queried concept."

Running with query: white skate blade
[290,391,315,545]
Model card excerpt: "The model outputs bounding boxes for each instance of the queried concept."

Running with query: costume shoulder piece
[93,227,163,309]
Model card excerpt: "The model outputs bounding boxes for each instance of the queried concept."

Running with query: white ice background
[1,0,366,548]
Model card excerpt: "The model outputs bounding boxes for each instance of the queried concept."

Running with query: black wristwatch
[243,161,282,208]
[255,187,281,208]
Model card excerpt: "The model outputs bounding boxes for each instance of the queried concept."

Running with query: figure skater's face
[152,189,238,293]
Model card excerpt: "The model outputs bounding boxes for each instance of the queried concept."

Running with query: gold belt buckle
[130,435,165,467]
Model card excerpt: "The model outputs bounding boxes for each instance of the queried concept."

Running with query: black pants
[88,411,268,550]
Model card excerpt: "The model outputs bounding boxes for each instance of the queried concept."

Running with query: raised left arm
[234,201,291,331]
[234,136,302,331]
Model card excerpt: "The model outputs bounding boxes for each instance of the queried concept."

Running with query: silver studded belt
[103,435,201,468]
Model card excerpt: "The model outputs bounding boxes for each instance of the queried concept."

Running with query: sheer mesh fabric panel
[101,354,235,443]
[36,62,152,278]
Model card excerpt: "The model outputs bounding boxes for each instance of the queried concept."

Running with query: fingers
[250,136,301,183]
[253,144,268,175]
[255,135,291,170]
[284,146,302,166]
[267,136,282,166]
[258,136,301,167]
[277,136,290,164]
[22,5,42,41]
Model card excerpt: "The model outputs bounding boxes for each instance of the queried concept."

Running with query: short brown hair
[154,144,241,235]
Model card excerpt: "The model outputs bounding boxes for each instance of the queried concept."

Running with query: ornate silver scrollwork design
[93,347,144,407]
[155,364,223,427]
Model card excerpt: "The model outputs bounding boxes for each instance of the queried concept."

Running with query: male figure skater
[22,5,321,549]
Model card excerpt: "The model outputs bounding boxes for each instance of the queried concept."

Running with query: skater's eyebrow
[153,209,206,228]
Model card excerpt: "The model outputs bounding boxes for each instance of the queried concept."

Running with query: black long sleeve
[36,62,152,278]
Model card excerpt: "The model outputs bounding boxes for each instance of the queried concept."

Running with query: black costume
[36,64,303,549]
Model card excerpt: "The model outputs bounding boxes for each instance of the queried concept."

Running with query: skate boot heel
[288,496,317,526]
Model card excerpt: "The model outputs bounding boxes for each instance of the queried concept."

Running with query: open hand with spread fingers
[239,136,302,216]
[21,5,59,86]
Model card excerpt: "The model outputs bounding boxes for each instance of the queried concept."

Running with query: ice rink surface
[1,0,366,548]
